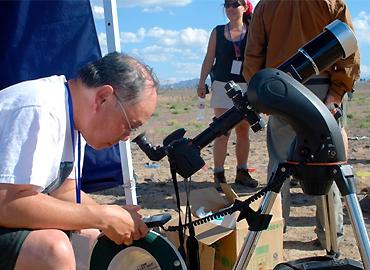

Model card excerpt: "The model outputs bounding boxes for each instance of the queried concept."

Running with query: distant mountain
[161,78,211,90]
[162,77,370,90]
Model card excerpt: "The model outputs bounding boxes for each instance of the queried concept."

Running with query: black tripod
[233,162,369,270]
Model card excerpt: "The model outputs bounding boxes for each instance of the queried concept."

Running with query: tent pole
[103,0,137,205]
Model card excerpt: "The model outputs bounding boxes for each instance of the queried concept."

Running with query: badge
[231,60,242,75]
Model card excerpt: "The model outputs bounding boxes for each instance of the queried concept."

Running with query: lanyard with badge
[65,82,82,204]
[65,83,94,268]
[228,23,244,75]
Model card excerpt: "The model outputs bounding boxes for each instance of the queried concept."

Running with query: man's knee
[44,231,74,263]
[16,230,75,270]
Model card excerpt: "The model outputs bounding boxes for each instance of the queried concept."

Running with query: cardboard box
[165,186,284,270]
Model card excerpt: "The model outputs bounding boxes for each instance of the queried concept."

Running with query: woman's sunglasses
[224,2,241,8]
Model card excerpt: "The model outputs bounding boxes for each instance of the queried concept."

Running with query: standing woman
[197,0,258,189]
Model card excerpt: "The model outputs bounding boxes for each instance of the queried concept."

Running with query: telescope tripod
[233,162,370,270]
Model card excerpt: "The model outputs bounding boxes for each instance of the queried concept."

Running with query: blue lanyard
[65,82,82,204]
[227,24,244,59]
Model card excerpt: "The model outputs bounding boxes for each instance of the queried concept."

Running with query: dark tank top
[210,24,247,83]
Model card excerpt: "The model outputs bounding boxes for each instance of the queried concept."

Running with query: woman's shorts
[0,228,30,270]
[210,80,247,109]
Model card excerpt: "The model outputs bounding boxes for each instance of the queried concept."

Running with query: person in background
[0,52,158,270]
[243,0,360,249]
[197,0,258,189]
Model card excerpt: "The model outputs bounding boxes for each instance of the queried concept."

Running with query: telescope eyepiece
[132,132,166,161]
[225,81,243,100]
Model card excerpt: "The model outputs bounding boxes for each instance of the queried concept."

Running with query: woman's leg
[234,120,258,187]
[234,120,250,167]
[213,108,230,170]
[213,108,230,187]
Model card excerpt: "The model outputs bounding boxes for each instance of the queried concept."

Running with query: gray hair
[77,52,158,104]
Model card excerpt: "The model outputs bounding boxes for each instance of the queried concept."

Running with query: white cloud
[143,6,163,13]
[180,27,209,47]
[353,11,370,45]
[147,27,179,46]
[123,26,210,82]
[132,45,199,63]
[361,65,370,78]
[121,28,146,43]
[117,0,192,8]
[146,26,209,48]
[132,45,173,62]
[175,62,201,76]
[139,53,170,63]
[97,32,108,55]
[92,5,104,19]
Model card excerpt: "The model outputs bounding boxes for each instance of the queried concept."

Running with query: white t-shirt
[0,75,78,192]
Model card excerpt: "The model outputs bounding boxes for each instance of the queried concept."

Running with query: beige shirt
[243,0,360,99]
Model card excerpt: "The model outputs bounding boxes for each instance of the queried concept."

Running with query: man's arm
[326,0,360,104]
[0,183,148,245]
[243,2,267,82]
[49,178,98,205]
[0,183,103,229]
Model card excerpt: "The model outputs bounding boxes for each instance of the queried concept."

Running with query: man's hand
[325,92,343,119]
[99,204,149,246]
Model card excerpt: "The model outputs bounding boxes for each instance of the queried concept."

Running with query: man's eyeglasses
[224,2,241,8]
[114,92,139,135]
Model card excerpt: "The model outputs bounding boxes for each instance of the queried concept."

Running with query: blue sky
[91,0,370,83]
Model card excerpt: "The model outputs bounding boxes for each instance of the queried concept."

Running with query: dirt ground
[91,83,370,266]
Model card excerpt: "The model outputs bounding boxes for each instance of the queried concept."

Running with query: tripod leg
[334,164,370,270]
[320,187,339,254]
[321,193,332,251]
[345,194,370,269]
[233,163,290,270]
[327,187,339,253]
[233,191,281,270]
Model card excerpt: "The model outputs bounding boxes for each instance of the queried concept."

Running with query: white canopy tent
[102,0,137,205]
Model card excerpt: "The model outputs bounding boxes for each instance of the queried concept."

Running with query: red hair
[241,0,253,24]
[244,0,253,15]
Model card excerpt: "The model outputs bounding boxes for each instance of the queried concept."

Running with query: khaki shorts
[210,80,247,109]
[0,228,30,270]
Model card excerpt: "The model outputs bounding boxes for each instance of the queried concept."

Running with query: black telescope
[278,19,356,84]
[246,20,357,194]
[133,20,357,180]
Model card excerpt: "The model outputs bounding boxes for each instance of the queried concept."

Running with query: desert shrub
[167,98,193,115]
[166,120,180,127]
[359,114,370,129]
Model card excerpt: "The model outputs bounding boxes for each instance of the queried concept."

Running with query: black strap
[169,158,200,269]
[169,159,186,260]
[185,177,200,270]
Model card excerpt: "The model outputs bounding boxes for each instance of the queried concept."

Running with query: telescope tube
[278,20,357,83]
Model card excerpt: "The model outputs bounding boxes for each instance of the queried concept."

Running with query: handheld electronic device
[143,213,172,228]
